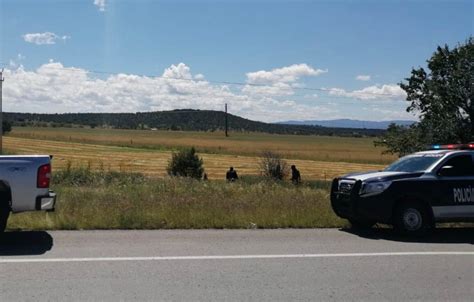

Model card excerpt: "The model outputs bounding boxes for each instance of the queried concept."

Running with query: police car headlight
[360,181,392,196]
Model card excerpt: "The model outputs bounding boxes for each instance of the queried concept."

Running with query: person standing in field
[226,167,239,182]
[291,165,301,185]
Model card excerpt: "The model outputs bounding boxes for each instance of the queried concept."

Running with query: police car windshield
[384,154,442,173]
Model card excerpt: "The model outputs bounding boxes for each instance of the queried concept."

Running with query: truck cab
[330,144,474,234]
[0,155,56,232]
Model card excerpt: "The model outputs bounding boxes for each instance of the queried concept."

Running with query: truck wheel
[394,202,432,236]
[0,202,10,233]
[348,218,376,229]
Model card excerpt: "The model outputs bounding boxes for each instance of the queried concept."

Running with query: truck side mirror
[438,165,454,177]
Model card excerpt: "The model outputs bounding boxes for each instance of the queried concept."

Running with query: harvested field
[10,127,396,164]
[4,136,385,181]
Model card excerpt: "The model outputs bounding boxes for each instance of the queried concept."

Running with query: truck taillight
[37,164,51,188]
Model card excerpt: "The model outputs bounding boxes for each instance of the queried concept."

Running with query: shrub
[167,147,204,179]
[259,151,288,180]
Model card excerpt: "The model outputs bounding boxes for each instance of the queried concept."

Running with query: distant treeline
[5,110,384,137]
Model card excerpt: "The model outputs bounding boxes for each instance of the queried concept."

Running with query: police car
[330,144,474,234]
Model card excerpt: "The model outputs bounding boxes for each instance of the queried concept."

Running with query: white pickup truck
[0,155,56,232]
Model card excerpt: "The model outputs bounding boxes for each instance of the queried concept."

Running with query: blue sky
[0,0,472,122]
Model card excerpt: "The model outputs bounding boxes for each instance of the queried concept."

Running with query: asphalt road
[0,228,473,301]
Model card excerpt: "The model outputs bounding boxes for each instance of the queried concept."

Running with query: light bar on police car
[430,143,474,150]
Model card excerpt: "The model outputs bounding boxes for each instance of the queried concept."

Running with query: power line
[0,63,404,98]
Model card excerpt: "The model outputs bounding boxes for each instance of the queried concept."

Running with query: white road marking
[1,252,473,263]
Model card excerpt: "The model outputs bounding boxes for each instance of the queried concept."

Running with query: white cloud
[3,62,412,122]
[356,75,371,81]
[23,32,70,45]
[2,61,339,122]
[162,63,193,80]
[243,64,327,96]
[327,84,406,100]
[246,64,327,84]
[94,0,106,11]
[242,82,295,96]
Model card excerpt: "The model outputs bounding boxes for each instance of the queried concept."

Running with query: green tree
[167,147,204,179]
[374,124,425,157]
[377,38,473,156]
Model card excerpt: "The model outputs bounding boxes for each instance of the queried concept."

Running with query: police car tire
[0,202,9,233]
[348,218,376,229]
[394,202,431,235]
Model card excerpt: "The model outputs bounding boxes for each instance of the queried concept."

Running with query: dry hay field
[10,127,396,164]
[4,128,391,181]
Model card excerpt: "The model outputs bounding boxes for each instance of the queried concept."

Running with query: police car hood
[341,171,424,182]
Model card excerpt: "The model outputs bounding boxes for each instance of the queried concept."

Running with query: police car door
[434,153,474,220]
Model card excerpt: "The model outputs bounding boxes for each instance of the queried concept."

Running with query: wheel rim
[402,208,422,231]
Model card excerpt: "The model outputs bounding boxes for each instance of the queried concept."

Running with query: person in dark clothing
[226,167,239,182]
[291,165,301,184]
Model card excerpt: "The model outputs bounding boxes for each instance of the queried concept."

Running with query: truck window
[439,155,474,176]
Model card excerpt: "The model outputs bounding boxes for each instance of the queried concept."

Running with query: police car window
[440,155,474,176]
[384,155,441,173]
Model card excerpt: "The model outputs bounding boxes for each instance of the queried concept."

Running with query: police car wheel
[395,203,431,235]
[348,218,376,229]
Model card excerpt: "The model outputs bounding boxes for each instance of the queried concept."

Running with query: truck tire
[0,202,9,233]
[349,218,376,229]
[394,202,432,236]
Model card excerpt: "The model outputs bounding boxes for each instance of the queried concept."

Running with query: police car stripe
[432,205,474,218]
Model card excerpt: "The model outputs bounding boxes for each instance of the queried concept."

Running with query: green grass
[7,169,345,230]
[52,164,147,186]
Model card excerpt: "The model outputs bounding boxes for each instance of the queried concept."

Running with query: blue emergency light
[430,143,474,150]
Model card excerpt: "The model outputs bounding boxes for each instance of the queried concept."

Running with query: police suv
[330,144,474,234]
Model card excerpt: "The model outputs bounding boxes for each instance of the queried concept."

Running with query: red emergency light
[431,143,474,150]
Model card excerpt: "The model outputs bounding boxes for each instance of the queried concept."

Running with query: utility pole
[224,103,228,137]
[0,69,3,154]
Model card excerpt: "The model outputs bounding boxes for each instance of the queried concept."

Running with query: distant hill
[278,119,416,129]
[5,110,385,137]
